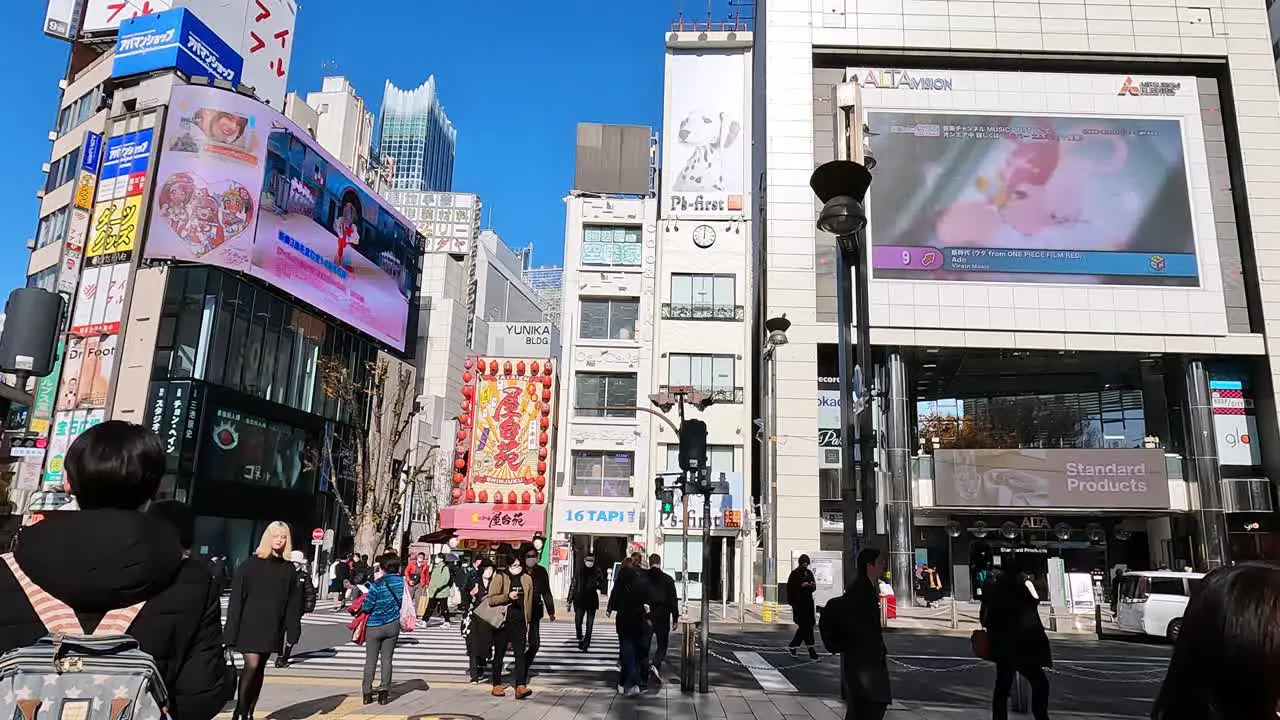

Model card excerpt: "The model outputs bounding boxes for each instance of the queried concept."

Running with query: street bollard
[680,621,696,693]
[1048,604,1058,633]
[1094,602,1103,639]
[950,596,958,630]
[879,595,888,628]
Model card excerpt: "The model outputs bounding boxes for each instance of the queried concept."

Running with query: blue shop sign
[113,8,243,86]
[563,507,637,526]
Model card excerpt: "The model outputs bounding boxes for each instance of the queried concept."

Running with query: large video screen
[867,111,1199,286]
[145,84,416,350]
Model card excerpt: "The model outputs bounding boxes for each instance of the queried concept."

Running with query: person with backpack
[358,553,406,705]
[0,421,231,720]
[787,554,820,660]
[819,547,892,720]
[225,521,303,720]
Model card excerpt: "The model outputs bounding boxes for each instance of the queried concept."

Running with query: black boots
[377,690,389,705]
[362,693,373,705]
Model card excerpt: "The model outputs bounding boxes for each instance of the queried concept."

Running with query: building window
[56,87,103,137]
[664,274,740,320]
[579,298,638,340]
[26,267,57,292]
[575,373,638,418]
[45,147,81,192]
[35,206,71,249]
[581,225,642,267]
[667,354,739,402]
[664,444,735,474]
[572,451,634,497]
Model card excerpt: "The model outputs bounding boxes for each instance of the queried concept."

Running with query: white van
[1113,571,1204,643]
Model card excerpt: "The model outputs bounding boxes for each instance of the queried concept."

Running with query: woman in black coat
[836,547,892,720]
[787,554,819,659]
[979,558,1052,720]
[225,522,302,720]
[461,557,494,683]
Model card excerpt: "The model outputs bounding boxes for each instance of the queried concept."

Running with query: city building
[523,265,565,327]
[756,0,1280,601]
[286,76,386,195]
[652,34,755,604]
[378,77,457,193]
[15,10,420,558]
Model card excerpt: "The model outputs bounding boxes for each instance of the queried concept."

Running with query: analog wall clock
[692,224,717,248]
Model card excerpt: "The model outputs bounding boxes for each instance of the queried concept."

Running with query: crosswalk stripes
[275,620,623,678]
[218,597,356,627]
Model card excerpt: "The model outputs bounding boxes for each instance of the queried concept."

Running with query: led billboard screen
[144,84,416,350]
[867,111,1198,286]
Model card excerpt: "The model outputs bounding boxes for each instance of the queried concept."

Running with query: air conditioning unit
[25,239,35,250]
[40,163,50,173]
[47,131,57,141]
[34,189,44,199]
[57,79,67,90]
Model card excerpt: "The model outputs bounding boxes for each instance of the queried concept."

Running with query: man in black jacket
[521,547,556,675]
[0,421,231,720]
[568,553,607,650]
[645,554,679,681]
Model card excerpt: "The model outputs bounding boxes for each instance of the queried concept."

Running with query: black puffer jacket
[0,509,231,720]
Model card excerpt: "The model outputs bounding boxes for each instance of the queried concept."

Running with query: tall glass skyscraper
[378,76,457,192]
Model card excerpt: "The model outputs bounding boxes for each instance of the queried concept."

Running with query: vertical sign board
[174,0,297,109]
[44,0,82,39]
[28,340,65,436]
[57,131,103,296]
[43,410,106,488]
[80,0,174,35]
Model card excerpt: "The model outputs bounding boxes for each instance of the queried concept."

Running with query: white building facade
[758,0,1280,597]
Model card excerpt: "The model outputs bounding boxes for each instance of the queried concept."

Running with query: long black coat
[839,581,892,704]
[607,566,652,635]
[0,509,231,720]
[645,566,679,626]
[225,554,302,654]
[787,566,817,627]
[980,573,1052,668]
[569,564,607,611]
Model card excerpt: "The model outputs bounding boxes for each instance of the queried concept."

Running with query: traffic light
[654,481,676,515]
[678,419,708,472]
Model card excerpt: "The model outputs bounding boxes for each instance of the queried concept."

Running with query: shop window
[572,451,634,497]
[580,298,638,341]
[667,274,739,321]
[170,268,210,379]
[664,444,735,475]
[26,267,57,293]
[580,225,642,267]
[45,147,81,192]
[668,354,739,403]
[200,406,317,491]
[35,206,70,249]
[918,389,1146,450]
[574,373,637,418]
[260,300,285,403]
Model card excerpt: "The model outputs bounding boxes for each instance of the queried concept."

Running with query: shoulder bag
[473,574,508,630]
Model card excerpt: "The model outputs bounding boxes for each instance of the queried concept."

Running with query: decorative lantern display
[537,461,547,474]
[541,390,551,402]
[539,416,550,430]
[521,491,531,504]
[488,360,498,375]
[538,448,548,459]
[464,357,473,370]
[531,361,540,375]
[507,491,517,504]
[456,429,467,441]
[452,473,464,485]
[454,458,466,470]
[543,361,553,375]
[478,490,488,503]
[539,432,549,445]
[462,371,473,384]
[535,491,545,504]
[465,489,476,502]
[475,357,486,372]
[534,475,546,489]
[516,360,526,375]
[451,488,462,501]
[503,361,513,375]
[461,385,473,398]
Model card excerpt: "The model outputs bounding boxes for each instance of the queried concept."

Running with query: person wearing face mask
[568,553,607,651]
[486,554,535,699]
[424,553,454,625]
[461,557,494,684]
[787,554,819,660]
[520,548,556,675]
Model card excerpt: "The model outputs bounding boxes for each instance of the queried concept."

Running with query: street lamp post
[810,82,876,584]
[761,316,790,621]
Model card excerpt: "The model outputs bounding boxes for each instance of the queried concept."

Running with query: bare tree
[317,355,419,558]
[920,395,1093,451]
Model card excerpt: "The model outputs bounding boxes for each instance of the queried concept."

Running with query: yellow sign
[72,170,97,210]
[85,195,142,262]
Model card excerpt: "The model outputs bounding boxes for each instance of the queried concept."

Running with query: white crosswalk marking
[274,620,622,678]
[218,597,356,626]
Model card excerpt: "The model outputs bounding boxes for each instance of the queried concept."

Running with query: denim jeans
[618,629,650,689]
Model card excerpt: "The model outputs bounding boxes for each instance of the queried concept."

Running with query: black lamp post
[810,160,874,583]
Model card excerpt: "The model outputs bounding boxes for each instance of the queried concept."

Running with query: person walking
[330,552,352,610]
[1152,561,1280,720]
[569,552,607,651]
[461,557,495,683]
[359,553,405,705]
[521,547,556,675]
[425,553,454,624]
[644,554,678,681]
[980,555,1052,720]
[225,521,303,720]
[486,554,534,699]
[822,547,891,720]
[787,554,820,660]
[276,550,317,667]
[0,422,233,720]
[608,555,653,697]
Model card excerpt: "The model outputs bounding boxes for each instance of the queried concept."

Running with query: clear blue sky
[2,0,744,296]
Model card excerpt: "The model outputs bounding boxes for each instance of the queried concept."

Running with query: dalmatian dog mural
[672,109,741,193]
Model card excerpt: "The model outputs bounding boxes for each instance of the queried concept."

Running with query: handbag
[218,645,238,706]
[400,579,418,632]
[970,628,992,661]
[349,612,369,644]
[472,574,508,630]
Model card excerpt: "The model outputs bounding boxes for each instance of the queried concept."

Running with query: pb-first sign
[113,8,243,86]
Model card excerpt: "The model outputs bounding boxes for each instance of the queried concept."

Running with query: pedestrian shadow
[259,692,348,720]
[387,678,431,703]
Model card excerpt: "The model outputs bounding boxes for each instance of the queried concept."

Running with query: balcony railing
[658,385,744,404]
[661,303,745,321]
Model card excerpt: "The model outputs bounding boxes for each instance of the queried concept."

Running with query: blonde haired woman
[225,521,303,720]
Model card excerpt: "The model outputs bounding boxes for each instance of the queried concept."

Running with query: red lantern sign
[452,473,464,485]
[456,429,468,441]
[462,371,473,384]
[516,360,526,375]
[451,488,462,501]
[464,357,474,370]
[475,357,486,372]
[503,361,513,375]
[465,489,476,502]
[538,432,549,445]
[531,361,541,375]
[534,475,546,489]
[543,361,553,375]
[535,491,546,504]
[462,385,473,398]
[521,491,531,504]
[488,360,499,375]
[478,490,488,503]
[541,391,551,402]
[454,458,466,470]
[539,417,550,430]
[537,461,547,474]
[459,414,471,427]
[495,492,505,505]
[507,491,517,504]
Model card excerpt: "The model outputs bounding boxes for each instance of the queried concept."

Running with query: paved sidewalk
[224,677,1144,719]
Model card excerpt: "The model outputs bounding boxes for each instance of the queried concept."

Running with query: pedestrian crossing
[276,619,625,678]
[218,597,357,627]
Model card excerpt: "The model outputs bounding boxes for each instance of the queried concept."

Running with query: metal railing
[661,303,745,321]
[658,385,744,404]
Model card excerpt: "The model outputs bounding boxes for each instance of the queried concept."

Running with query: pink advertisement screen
[144,85,416,350]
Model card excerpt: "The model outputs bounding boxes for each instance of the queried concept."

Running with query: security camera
[817,196,867,239]
[767,329,789,346]
[810,160,872,245]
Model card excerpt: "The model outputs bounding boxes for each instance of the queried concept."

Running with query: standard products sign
[933,448,1170,509]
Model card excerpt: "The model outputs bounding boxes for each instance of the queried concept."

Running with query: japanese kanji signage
[174,0,296,108]
[42,410,106,488]
[81,0,174,35]
[462,358,557,505]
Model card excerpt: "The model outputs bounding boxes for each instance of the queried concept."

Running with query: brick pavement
[222,676,1141,719]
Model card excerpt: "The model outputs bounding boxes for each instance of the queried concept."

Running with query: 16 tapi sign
[113,8,243,85]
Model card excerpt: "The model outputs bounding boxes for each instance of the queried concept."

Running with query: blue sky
[2,0,744,296]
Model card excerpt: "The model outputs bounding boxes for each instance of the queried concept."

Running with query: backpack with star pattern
[0,553,169,720]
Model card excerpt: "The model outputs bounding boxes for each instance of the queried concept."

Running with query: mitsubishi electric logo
[1119,76,1181,97]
